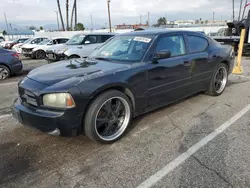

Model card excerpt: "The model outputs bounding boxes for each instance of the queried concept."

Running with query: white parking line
[0,114,12,119]
[0,82,18,87]
[136,103,250,188]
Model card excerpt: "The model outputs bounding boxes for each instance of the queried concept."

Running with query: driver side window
[155,35,186,57]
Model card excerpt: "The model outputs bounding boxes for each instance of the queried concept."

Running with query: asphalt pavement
[1,57,250,188]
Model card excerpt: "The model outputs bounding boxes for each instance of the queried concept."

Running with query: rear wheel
[84,90,132,144]
[0,65,10,80]
[206,63,228,96]
[35,50,46,59]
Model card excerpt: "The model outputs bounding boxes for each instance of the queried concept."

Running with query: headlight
[57,48,68,54]
[43,93,75,108]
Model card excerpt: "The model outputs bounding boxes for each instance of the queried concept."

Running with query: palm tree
[70,0,76,30]
[66,0,69,30]
[57,0,65,31]
[75,0,77,30]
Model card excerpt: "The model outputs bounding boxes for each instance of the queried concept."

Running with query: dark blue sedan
[0,48,22,80]
[12,30,235,143]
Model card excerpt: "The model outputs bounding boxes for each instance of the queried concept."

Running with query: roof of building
[2,29,35,36]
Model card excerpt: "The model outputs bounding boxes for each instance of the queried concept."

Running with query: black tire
[84,90,132,144]
[68,55,80,59]
[35,50,46,59]
[205,63,228,96]
[0,65,10,80]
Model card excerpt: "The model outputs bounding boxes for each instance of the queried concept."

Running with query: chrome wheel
[95,97,131,141]
[214,66,227,94]
[0,67,9,80]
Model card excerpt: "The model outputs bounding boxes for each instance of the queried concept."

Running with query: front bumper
[46,52,66,62]
[12,98,82,137]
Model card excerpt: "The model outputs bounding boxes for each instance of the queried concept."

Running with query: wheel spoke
[102,123,116,136]
[103,100,112,114]
[114,100,122,113]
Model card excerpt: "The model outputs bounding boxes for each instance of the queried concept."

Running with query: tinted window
[85,35,98,44]
[155,35,186,57]
[101,35,113,42]
[187,35,208,53]
[59,39,68,43]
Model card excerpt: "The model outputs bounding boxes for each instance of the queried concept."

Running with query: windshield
[90,35,154,62]
[24,38,33,44]
[38,39,50,45]
[66,34,85,45]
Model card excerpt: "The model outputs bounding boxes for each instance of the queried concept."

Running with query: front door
[147,34,193,108]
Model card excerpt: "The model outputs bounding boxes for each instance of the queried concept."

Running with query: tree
[40,26,44,30]
[29,26,36,30]
[157,17,167,25]
[57,0,65,31]
[195,19,199,24]
[76,23,85,30]
[205,20,209,24]
[201,21,204,24]
[66,0,69,30]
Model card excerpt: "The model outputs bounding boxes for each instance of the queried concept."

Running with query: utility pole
[140,15,142,24]
[148,12,150,27]
[4,12,9,31]
[107,0,112,32]
[238,0,243,21]
[55,11,60,31]
[90,13,94,31]
[75,0,77,30]
[233,0,235,20]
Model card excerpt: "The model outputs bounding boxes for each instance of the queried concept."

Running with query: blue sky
[0,0,242,29]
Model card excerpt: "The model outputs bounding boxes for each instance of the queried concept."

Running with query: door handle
[184,60,191,66]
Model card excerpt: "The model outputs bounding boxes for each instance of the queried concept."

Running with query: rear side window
[101,35,113,42]
[187,35,208,53]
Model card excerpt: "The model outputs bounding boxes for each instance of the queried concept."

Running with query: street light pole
[55,11,60,31]
[107,0,112,33]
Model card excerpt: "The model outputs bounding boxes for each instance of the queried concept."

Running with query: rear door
[185,35,211,85]
[82,35,102,55]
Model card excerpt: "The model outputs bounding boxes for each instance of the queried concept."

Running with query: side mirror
[153,51,171,61]
[85,41,90,44]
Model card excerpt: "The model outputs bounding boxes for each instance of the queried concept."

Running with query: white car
[31,37,69,59]
[46,33,115,62]
[21,37,48,58]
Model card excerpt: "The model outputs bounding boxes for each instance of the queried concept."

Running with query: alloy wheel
[0,67,9,80]
[95,97,131,141]
[214,66,227,94]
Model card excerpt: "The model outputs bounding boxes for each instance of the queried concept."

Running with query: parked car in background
[0,48,22,80]
[0,40,13,48]
[31,37,69,59]
[21,37,48,58]
[4,38,29,49]
[12,30,234,143]
[46,33,115,62]
[12,38,33,54]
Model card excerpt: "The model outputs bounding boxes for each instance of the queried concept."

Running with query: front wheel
[0,65,10,80]
[206,63,228,96]
[84,90,132,144]
[35,50,46,59]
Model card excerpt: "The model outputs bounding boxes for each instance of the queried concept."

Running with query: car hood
[27,59,130,85]
[22,44,38,49]
[46,44,65,51]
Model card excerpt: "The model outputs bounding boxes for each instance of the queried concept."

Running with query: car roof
[75,32,115,36]
[119,29,205,37]
[51,37,69,40]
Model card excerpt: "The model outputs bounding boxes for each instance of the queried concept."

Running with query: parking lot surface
[1,57,250,187]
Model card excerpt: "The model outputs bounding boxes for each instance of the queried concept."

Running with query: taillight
[12,53,19,59]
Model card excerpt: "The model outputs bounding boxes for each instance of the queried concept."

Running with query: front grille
[22,48,32,53]
[19,88,38,107]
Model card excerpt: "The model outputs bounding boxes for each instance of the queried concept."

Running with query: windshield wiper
[94,57,112,61]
